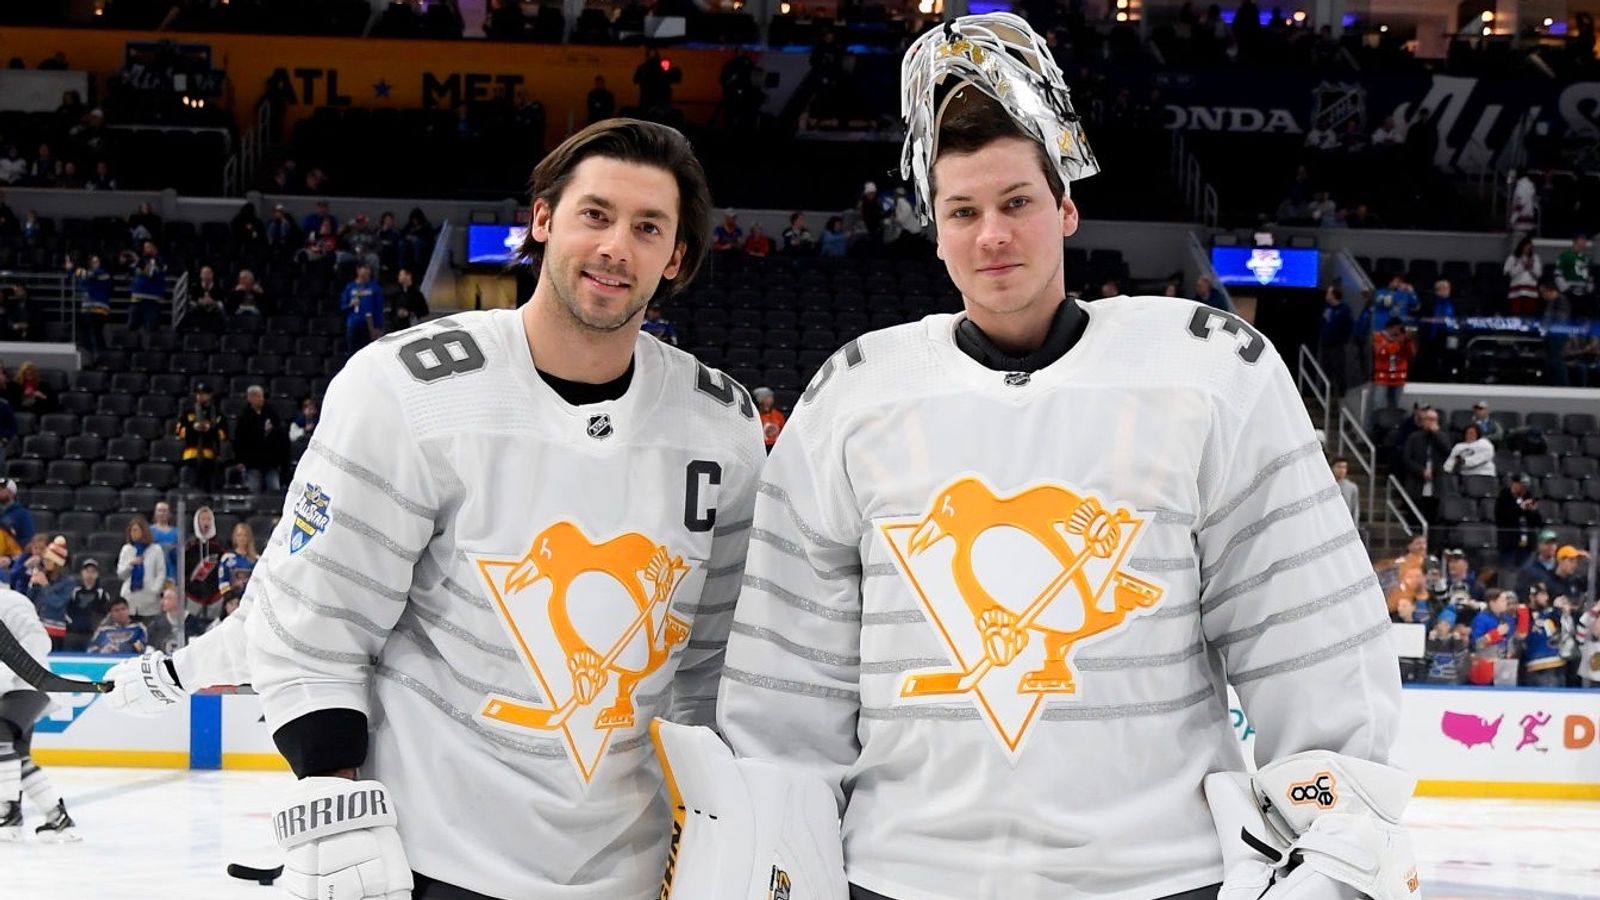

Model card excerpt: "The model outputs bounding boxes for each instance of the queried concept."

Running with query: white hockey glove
[104,650,189,716]
[651,719,847,900]
[1205,751,1420,900]
[272,777,413,900]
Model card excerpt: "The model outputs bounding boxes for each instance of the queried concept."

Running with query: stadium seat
[106,437,148,462]
[247,355,286,377]
[59,511,101,534]
[25,486,74,512]
[1458,475,1498,500]
[134,463,177,490]
[181,333,221,354]
[88,532,125,558]
[131,351,167,374]
[1522,455,1557,478]
[222,334,259,356]
[30,511,55,535]
[1562,456,1598,480]
[286,355,323,378]
[137,395,178,419]
[118,488,163,515]
[1584,436,1600,459]
[149,439,187,465]
[58,392,96,416]
[21,435,62,460]
[63,436,105,462]
[82,415,123,440]
[150,374,189,396]
[270,376,311,400]
[1526,412,1562,433]
[170,352,206,375]
[1586,480,1600,503]
[122,417,166,441]
[1543,476,1581,502]
[1565,501,1600,527]
[103,512,135,535]
[6,459,45,485]
[46,460,89,487]
[1567,414,1598,437]
[39,414,80,437]
[72,370,108,393]
[97,394,136,417]
[72,486,118,513]
[1489,410,1521,432]
[90,462,133,489]
[1451,523,1497,554]
[1544,434,1575,457]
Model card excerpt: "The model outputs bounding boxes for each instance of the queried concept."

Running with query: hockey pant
[848,883,1222,900]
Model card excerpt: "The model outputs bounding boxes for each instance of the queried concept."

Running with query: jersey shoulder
[1079,295,1282,402]
[651,336,766,468]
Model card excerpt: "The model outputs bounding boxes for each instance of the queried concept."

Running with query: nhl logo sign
[586,414,613,440]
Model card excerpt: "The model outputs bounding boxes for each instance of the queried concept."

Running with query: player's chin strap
[1204,750,1421,900]
[650,719,848,900]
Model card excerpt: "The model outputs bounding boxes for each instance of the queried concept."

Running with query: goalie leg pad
[651,718,847,900]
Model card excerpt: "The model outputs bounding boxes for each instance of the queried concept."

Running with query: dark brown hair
[517,118,711,296]
[932,87,1065,208]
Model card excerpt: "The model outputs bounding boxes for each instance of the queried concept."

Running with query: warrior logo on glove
[471,522,695,786]
[879,476,1165,760]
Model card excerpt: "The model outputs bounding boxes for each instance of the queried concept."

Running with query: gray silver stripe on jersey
[758,481,857,552]
[439,574,491,611]
[713,518,753,537]
[673,598,738,616]
[375,665,568,758]
[1129,556,1197,573]
[260,568,392,638]
[863,563,899,578]
[1209,573,1381,649]
[721,666,860,701]
[732,621,862,667]
[391,619,540,703]
[704,560,744,580]
[1075,640,1205,671]
[296,548,410,604]
[330,507,424,564]
[257,590,371,665]
[305,439,439,520]
[1199,484,1344,582]
[741,574,862,623]
[1148,598,1201,620]
[858,657,949,675]
[859,685,1215,721]
[750,528,863,581]
[1200,529,1363,616]
[1199,439,1324,531]
[863,608,927,626]
[405,603,518,661]
[1229,619,1392,684]
[1138,508,1197,527]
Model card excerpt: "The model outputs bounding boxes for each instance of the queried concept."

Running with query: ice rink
[3,767,1598,899]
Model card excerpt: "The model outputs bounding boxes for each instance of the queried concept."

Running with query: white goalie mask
[899,12,1098,223]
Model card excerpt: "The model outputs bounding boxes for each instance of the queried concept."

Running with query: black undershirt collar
[537,358,635,405]
[954,299,1088,373]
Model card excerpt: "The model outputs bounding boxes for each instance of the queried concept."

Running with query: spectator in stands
[1317,284,1353,393]
[887,187,924,248]
[298,220,338,267]
[183,507,225,636]
[1443,422,1495,478]
[229,269,266,317]
[58,161,85,190]
[752,387,785,453]
[1555,233,1592,303]
[87,598,145,655]
[1496,477,1544,569]
[26,143,61,187]
[266,204,300,252]
[1468,589,1520,684]
[0,281,29,338]
[289,397,318,450]
[193,265,224,306]
[1370,273,1418,330]
[1401,406,1451,523]
[63,558,110,652]
[634,46,677,117]
[1504,237,1542,315]
[234,385,287,494]
[1540,278,1573,387]
[149,501,178,578]
[640,301,678,346]
[116,515,167,621]
[219,522,258,589]
[18,210,38,247]
[782,212,816,256]
[180,284,227,335]
[128,202,160,243]
[143,586,183,655]
[177,382,227,492]
[819,216,848,257]
[14,362,52,415]
[1192,275,1226,311]
[401,207,435,272]
[1371,115,1405,146]
[1330,456,1358,524]
[301,199,337,237]
[232,201,265,248]
[339,213,383,274]
[0,146,24,185]
[1369,318,1414,420]
[1099,280,1121,299]
[374,211,404,272]
[1386,563,1429,618]
[713,210,743,253]
[857,182,889,245]
[1416,278,1457,378]
[28,535,72,649]
[587,76,616,125]
[70,255,111,355]
[122,240,167,331]
[0,189,14,236]
[391,268,428,332]
[6,532,45,593]
[743,223,773,257]
[342,264,384,357]
[1467,401,1504,445]
[1517,537,1569,597]
[1566,333,1600,387]
[1522,582,1571,687]
[1442,548,1484,607]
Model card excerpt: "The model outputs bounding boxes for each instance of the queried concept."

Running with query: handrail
[1337,404,1378,526]
[170,270,192,330]
[1385,474,1429,544]
[1297,343,1332,441]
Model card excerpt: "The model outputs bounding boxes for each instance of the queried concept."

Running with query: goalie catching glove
[271,776,413,900]
[1205,750,1420,900]
[651,718,847,900]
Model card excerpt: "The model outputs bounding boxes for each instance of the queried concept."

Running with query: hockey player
[101,598,252,715]
[0,586,78,841]
[244,118,764,900]
[713,14,1414,900]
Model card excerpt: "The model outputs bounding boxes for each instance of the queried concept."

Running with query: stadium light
[1480,25,1490,34]
[780,2,790,12]
[1479,9,1492,21]
[1115,11,1128,21]
[1292,10,1306,22]
[1543,17,1554,26]
[1379,24,1388,31]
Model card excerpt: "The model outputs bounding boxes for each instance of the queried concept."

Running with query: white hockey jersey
[717,297,1402,900]
[246,309,764,899]
[171,601,252,692]
[0,587,50,696]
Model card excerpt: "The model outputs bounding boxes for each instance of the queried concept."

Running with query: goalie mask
[899,12,1098,223]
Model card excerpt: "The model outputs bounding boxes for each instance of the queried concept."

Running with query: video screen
[466,223,528,266]
[1210,246,1320,289]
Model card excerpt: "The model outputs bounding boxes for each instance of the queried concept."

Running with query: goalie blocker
[1205,750,1420,900]
[650,719,847,900]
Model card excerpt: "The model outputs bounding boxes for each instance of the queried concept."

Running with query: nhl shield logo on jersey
[878,475,1165,760]
[288,483,331,555]
[470,521,694,785]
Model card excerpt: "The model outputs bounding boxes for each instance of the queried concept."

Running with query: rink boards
[27,655,1600,797]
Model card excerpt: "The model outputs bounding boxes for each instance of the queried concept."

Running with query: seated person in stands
[229,269,267,316]
[1443,422,1495,477]
[88,598,147,655]
[1495,479,1544,569]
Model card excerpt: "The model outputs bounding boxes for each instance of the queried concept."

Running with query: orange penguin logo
[472,521,692,785]
[879,476,1163,758]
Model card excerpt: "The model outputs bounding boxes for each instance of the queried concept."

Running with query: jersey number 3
[1186,308,1264,365]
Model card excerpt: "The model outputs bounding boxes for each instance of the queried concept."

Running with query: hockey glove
[1205,750,1420,900]
[272,777,413,900]
[104,650,188,716]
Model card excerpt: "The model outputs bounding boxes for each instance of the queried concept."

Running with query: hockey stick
[0,616,256,694]
[481,552,686,731]
[227,862,284,885]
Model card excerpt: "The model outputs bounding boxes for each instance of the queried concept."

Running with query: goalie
[705,12,1416,900]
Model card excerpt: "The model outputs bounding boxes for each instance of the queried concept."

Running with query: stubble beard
[548,253,649,334]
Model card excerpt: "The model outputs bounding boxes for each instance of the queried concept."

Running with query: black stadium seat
[45,460,89,487]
